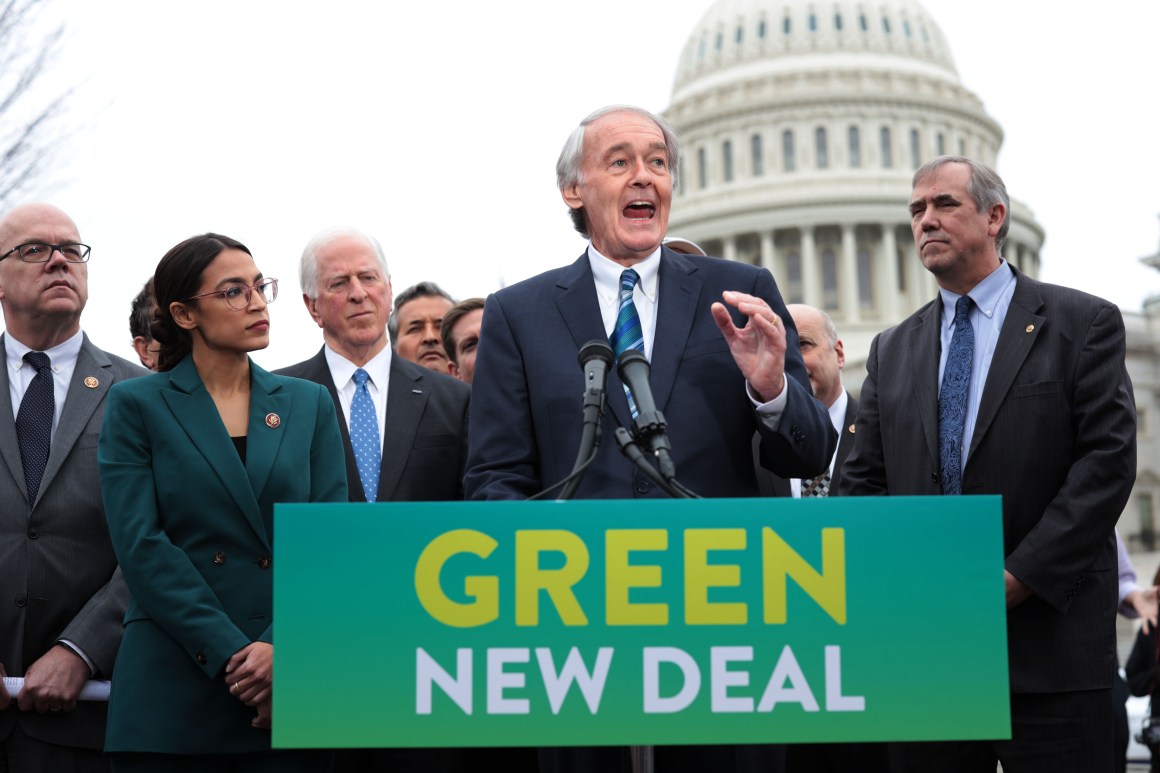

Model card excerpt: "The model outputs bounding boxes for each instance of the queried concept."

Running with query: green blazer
[98,356,347,754]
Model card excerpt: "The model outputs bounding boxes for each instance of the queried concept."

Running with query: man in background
[389,281,455,373]
[755,304,859,502]
[128,278,159,371]
[841,157,1136,772]
[278,230,469,505]
[0,203,143,771]
[440,297,484,384]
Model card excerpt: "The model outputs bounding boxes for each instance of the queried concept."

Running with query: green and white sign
[273,497,1009,748]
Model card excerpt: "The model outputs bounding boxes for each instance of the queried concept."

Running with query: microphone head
[578,340,614,368]
[616,348,649,379]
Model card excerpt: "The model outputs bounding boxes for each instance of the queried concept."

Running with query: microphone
[579,340,614,413]
[616,350,676,481]
[552,341,614,501]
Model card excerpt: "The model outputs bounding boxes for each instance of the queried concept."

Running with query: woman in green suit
[98,234,347,771]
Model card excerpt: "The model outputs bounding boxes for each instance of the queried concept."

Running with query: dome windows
[752,134,764,177]
[723,140,735,182]
[816,127,829,169]
[783,130,796,172]
[880,126,893,168]
[848,126,862,168]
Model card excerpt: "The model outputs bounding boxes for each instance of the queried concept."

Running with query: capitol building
[662,0,1160,547]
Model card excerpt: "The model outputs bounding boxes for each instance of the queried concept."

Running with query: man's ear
[303,293,325,329]
[562,183,584,212]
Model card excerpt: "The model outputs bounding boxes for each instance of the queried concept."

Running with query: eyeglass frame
[0,242,92,263]
[182,278,279,311]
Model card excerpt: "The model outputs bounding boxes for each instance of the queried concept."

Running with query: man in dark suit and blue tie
[0,203,144,771]
[465,105,836,773]
[840,157,1137,773]
[277,227,470,506]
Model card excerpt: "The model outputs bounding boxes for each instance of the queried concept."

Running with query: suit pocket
[413,433,460,449]
[1011,381,1063,399]
[681,337,729,361]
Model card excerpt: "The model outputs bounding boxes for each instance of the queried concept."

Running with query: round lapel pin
[84,376,99,389]
[265,413,281,429]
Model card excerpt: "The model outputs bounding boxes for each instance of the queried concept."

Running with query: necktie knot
[354,368,370,389]
[954,294,974,322]
[25,351,51,374]
[619,269,640,297]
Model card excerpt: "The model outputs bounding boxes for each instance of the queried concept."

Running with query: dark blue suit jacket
[465,248,835,500]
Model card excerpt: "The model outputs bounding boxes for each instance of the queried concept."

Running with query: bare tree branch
[0,0,71,210]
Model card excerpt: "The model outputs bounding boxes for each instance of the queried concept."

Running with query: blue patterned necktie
[16,352,54,507]
[609,269,645,416]
[938,295,975,495]
[350,368,381,502]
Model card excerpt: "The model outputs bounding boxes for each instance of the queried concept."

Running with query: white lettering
[487,648,530,714]
[643,647,701,713]
[416,648,473,715]
[535,647,614,715]
[757,644,819,712]
[825,645,865,711]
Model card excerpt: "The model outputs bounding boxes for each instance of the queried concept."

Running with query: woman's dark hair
[151,233,251,372]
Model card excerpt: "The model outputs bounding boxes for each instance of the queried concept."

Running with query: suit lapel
[37,336,109,501]
[378,357,427,501]
[969,274,1044,458]
[553,254,633,428]
[650,249,700,412]
[911,300,942,469]
[245,364,289,534]
[161,357,268,547]
[0,336,27,504]
[831,395,858,491]
[303,347,360,500]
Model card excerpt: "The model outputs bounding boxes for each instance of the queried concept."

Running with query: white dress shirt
[324,344,391,453]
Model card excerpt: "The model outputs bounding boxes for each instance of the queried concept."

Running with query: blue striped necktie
[609,269,645,416]
[938,295,974,495]
[16,352,54,507]
[350,368,381,502]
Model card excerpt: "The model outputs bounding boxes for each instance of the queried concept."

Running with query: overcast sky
[12,0,1160,369]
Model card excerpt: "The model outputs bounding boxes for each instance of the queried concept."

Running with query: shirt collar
[939,259,1016,328]
[325,342,392,391]
[587,244,660,303]
[5,329,84,374]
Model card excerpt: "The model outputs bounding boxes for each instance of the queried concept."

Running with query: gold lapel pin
[84,376,99,389]
[1025,324,1035,333]
[265,413,281,429]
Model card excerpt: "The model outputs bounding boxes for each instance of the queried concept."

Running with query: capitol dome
[664,0,1044,385]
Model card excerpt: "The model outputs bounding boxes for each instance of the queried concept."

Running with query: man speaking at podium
[464,105,835,772]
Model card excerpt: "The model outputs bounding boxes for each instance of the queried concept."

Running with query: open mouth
[623,201,656,221]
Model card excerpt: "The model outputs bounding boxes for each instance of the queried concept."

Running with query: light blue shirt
[937,260,1017,470]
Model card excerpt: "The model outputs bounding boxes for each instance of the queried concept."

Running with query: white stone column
[723,235,737,264]
[840,224,860,323]
[760,231,775,274]
[801,227,819,307]
[879,224,899,319]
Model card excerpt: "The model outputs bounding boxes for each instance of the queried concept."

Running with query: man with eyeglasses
[0,203,144,771]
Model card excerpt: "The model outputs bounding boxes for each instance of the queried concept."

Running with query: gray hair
[299,226,389,299]
[913,156,1010,255]
[556,105,681,238]
[787,303,838,348]
[388,281,455,344]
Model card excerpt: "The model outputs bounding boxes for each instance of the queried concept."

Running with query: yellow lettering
[606,529,668,625]
[762,527,846,624]
[684,529,747,625]
[414,529,499,627]
[515,530,589,626]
